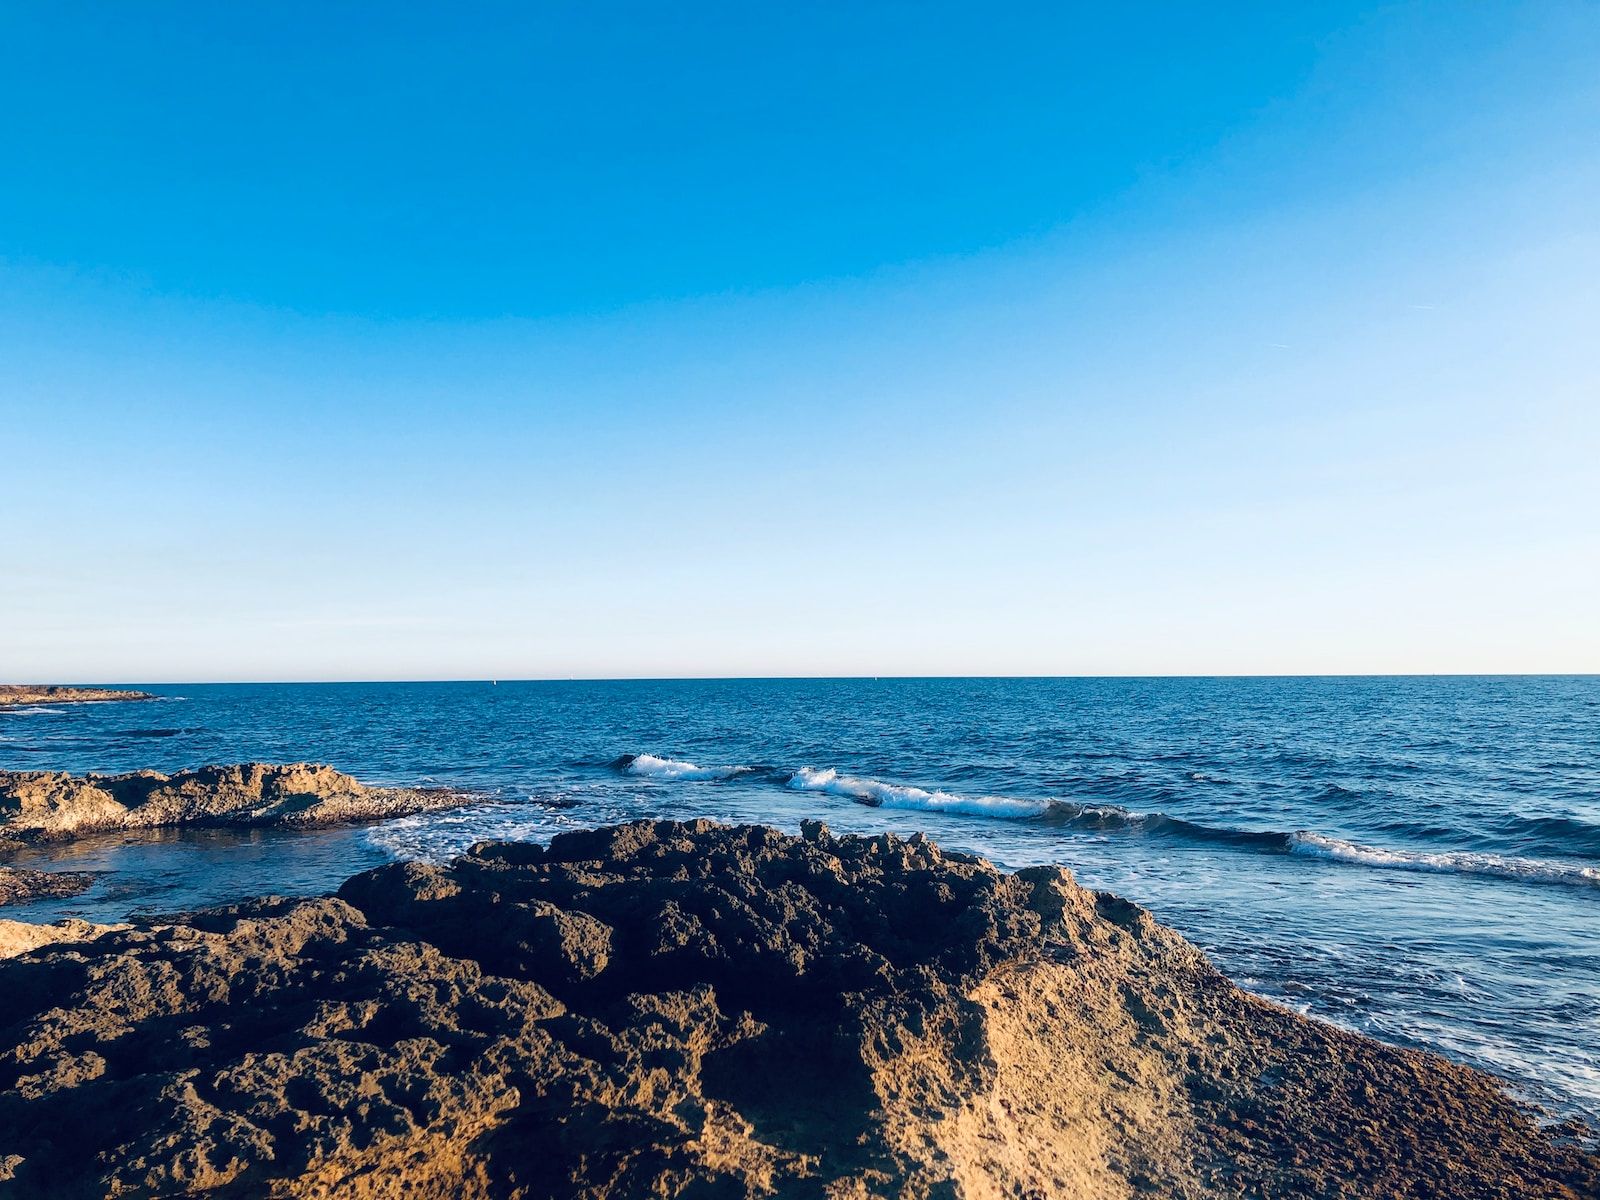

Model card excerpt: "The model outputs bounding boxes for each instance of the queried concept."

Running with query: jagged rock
[0,819,1592,1198]
[0,763,472,847]
[0,685,155,707]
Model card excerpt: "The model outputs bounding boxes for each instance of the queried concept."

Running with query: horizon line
[24,672,1600,687]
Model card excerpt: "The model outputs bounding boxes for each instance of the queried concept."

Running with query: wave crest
[616,754,752,782]
[614,757,1600,894]
[786,766,1050,819]
[1289,832,1600,889]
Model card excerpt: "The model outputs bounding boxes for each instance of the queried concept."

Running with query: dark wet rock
[0,867,94,907]
[0,819,1592,1198]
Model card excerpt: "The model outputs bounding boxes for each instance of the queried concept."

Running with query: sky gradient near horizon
[3,2,1598,680]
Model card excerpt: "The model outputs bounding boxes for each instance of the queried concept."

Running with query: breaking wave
[785,766,1050,818]
[1288,832,1600,889]
[610,757,1600,893]
[614,753,752,782]
[778,767,1599,891]
[781,766,1286,846]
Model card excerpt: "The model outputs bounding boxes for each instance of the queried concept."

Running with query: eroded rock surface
[0,917,123,959]
[0,819,1592,1198]
[0,763,469,849]
[0,685,156,707]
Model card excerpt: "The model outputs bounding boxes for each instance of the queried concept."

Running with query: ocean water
[2,677,1597,1123]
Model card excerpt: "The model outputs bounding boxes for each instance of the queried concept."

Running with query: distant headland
[0,684,156,707]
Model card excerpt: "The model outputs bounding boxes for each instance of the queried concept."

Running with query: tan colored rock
[0,819,1592,1198]
[0,917,124,959]
[0,763,471,846]
[0,685,156,707]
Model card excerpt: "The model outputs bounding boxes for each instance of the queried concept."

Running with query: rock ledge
[0,762,471,852]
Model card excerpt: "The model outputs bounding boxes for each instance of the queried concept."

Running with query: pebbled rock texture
[0,819,1593,1198]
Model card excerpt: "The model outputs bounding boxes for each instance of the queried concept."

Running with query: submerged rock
[0,763,471,848]
[0,866,95,908]
[0,819,1592,1198]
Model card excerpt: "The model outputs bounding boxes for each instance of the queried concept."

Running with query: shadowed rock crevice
[0,818,1593,1198]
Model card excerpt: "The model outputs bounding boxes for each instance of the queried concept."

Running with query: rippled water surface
[3,677,1597,1121]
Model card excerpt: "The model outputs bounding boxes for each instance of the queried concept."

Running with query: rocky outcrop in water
[0,819,1592,1198]
[0,763,470,852]
[0,685,156,707]
[0,866,95,908]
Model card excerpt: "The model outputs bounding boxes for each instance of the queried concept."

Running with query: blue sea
[2,677,1597,1123]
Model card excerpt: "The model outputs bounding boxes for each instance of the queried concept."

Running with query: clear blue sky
[3,2,1597,680]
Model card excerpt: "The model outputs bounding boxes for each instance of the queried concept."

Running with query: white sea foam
[1289,832,1600,889]
[367,799,590,864]
[623,754,751,782]
[786,766,1049,819]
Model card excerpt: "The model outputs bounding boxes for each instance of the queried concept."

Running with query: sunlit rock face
[0,762,469,849]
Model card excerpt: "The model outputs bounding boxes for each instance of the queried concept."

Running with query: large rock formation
[0,819,1592,1198]
[0,763,469,851]
[0,685,156,707]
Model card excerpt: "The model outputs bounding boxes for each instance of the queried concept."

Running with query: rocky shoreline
[0,818,1591,1198]
[0,763,479,909]
[0,684,157,707]
[0,762,473,854]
